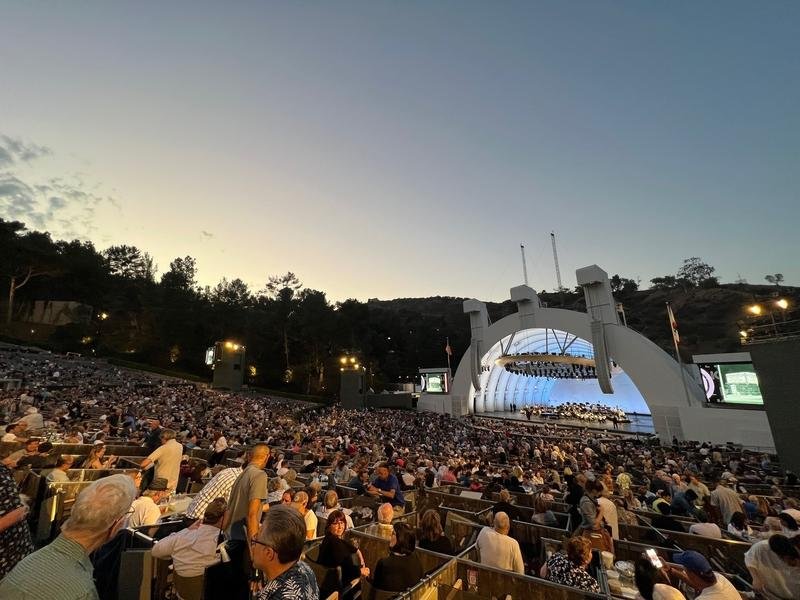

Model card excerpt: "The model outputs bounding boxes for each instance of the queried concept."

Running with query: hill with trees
[1,218,796,397]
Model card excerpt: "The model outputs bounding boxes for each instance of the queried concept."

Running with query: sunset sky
[1,2,798,301]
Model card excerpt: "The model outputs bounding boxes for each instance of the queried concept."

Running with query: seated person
[151,498,227,600]
[532,493,558,527]
[634,557,686,600]
[688,512,722,539]
[372,522,423,592]
[417,509,454,555]
[82,441,118,469]
[46,454,75,483]
[366,503,395,539]
[540,536,600,593]
[316,510,370,597]
[476,512,524,574]
[727,511,753,541]
[493,489,522,523]
[291,491,317,539]
[127,477,170,528]
[316,490,354,529]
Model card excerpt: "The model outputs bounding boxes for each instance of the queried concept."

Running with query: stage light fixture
[739,330,748,338]
[748,304,762,315]
[776,298,789,310]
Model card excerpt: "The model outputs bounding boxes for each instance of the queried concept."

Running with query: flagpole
[445,337,452,373]
[667,302,693,409]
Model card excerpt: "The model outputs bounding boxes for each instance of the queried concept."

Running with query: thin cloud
[201,230,214,240]
[0,134,52,164]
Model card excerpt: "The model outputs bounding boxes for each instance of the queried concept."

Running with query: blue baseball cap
[673,551,713,577]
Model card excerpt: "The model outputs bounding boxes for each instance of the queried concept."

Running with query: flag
[445,338,453,356]
[667,303,680,345]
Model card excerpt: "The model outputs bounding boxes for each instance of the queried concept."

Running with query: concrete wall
[367,394,413,410]
[748,340,800,471]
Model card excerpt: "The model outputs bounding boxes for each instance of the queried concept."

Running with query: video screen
[421,372,448,394]
[698,362,763,405]
[205,347,215,366]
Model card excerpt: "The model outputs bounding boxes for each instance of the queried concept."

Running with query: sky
[1,2,798,302]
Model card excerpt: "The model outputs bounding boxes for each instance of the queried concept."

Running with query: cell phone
[645,548,663,569]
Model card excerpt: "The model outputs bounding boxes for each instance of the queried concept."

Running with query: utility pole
[550,231,563,291]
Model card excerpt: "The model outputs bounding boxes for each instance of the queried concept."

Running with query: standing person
[250,505,319,600]
[744,534,800,599]
[183,465,243,523]
[140,429,183,492]
[209,430,228,467]
[0,463,34,579]
[0,474,136,599]
[709,477,743,526]
[226,444,269,542]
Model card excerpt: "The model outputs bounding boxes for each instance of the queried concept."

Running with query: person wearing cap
[126,477,170,528]
[669,550,739,599]
[151,498,227,600]
[744,534,800,599]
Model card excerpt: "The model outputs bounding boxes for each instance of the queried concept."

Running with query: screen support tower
[551,231,563,291]
[520,244,529,285]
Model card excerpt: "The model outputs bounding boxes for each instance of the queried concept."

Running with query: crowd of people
[1,345,800,599]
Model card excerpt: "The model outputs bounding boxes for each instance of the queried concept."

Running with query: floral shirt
[545,552,600,593]
[0,464,35,579]
[258,560,319,600]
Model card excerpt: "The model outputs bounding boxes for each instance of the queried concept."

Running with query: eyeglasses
[250,537,271,550]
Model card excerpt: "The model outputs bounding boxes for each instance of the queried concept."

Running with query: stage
[478,410,655,435]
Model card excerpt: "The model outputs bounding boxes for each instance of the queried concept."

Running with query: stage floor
[478,410,655,435]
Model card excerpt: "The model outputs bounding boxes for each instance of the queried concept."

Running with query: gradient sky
[1,2,798,302]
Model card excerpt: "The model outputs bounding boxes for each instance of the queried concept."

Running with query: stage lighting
[748,304,762,315]
[739,330,748,338]
[776,298,789,310]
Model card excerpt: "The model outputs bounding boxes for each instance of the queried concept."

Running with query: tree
[650,275,678,290]
[210,278,252,307]
[676,257,716,287]
[610,274,639,295]
[161,256,197,291]
[0,220,58,324]
[263,272,303,382]
[103,245,156,281]
[765,273,784,288]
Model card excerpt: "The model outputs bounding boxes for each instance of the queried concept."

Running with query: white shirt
[597,496,619,539]
[213,436,228,453]
[689,522,722,539]
[781,508,800,523]
[127,495,162,528]
[476,527,524,574]
[304,510,318,537]
[148,439,183,491]
[151,523,222,577]
[696,572,742,600]
[744,539,800,600]
[47,469,70,483]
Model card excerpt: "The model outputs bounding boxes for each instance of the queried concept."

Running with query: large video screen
[698,362,763,405]
[420,371,449,394]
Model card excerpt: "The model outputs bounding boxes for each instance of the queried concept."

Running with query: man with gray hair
[475,511,524,574]
[250,505,319,600]
[140,428,183,492]
[0,473,136,599]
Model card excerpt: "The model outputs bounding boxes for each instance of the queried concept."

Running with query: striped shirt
[184,467,242,519]
[0,534,98,600]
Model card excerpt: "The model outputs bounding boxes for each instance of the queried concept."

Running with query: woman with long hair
[82,442,117,469]
[417,509,453,554]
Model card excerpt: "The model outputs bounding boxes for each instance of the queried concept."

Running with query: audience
[316,509,369,597]
[540,536,600,593]
[417,509,454,555]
